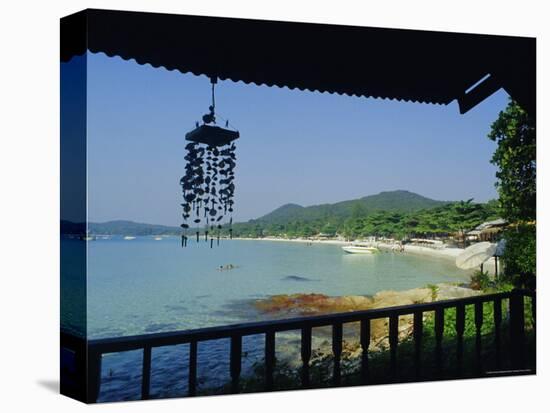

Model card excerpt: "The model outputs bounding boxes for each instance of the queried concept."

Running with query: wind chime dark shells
[180,77,239,248]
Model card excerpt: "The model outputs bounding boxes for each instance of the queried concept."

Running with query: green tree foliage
[488,99,536,222]
[230,201,499,240]
[321,223,337,236]
[448,199,487,247]
[254,190,446,227]
[487,99,536,283]
[502,224,536,286]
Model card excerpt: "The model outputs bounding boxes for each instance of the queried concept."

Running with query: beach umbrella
[455,242,497,270]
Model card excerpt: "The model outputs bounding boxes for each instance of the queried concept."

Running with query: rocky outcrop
[253,283,480,353]
[254,293,373,316]
[436,284,482,300]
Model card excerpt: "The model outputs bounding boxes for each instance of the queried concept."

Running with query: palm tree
[449,199,485,247]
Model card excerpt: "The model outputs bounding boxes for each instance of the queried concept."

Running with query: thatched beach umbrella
[456,242,497,271]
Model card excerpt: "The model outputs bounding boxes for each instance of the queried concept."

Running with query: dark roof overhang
[61,9,536,116]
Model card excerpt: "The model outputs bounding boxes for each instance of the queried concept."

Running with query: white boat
[342,243,379,254]
[154,236,163,241]
[123,236,136,240]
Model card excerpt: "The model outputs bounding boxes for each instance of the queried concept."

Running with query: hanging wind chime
[179,77,239,248]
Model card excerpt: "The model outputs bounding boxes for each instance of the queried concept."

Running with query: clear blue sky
[82,52,508,226]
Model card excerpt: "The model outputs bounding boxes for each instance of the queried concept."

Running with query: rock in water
[282,275,319,282]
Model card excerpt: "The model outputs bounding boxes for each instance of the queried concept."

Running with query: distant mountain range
[254,190,448,226]
[89,220,181,235]
[60,220,181,236]
[61,190,451,236]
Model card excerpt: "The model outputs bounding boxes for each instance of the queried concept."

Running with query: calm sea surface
[62,237,470,401]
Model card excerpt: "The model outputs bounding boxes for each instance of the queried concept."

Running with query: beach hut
[467,219,507,242]
[479,219,507,242]
[466,229,482,242]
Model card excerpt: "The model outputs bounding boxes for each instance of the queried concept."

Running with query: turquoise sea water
[62,237,470,401]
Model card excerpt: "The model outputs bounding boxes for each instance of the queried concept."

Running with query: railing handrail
[86,289,533,354]
[61,288,534,402]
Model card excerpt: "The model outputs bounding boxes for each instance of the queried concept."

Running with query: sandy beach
[376,243,499,276]
[233,236,500,276]
[234,236,461,258]
[233,236,348,246]
[376,242,463,260]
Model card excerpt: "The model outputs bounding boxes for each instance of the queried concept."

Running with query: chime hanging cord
[209,77,239,131]
[211,81,216,114]
[209,77,217,125]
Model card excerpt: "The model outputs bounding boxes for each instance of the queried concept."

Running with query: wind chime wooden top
[180,77,239,248]
[186,124,239,147]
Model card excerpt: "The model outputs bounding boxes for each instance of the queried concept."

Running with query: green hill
[62,191,498,239]
[230,191,499,239]
[256,190,448,225]
[88,220,180,236]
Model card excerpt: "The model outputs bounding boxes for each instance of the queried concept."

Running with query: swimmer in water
[218,264,237,271]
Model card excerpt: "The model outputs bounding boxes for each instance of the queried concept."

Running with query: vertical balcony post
[141,346,152,400]
[230,335,242,393]
[188,341,198,396]
[301,327,312,388]
[265,331,276,391]
[389,315,399,380]
[332,322,343,386]
[455,304,465,375]
[474,302,484,374]
[86,349,102,403]
[413,311,423,379]
[493,298,502,369]
[509,290,525,369]
[360,319,371,383]
[434,308,444,375]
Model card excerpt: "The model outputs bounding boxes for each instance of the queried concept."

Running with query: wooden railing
[61,289,535,403]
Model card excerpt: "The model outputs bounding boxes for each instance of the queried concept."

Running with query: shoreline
[376,242,463,261]
[233,236,348,246]
[233,236,464,261]
[233,237,499,276]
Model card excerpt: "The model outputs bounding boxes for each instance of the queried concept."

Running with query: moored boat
[342,243,379,254]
